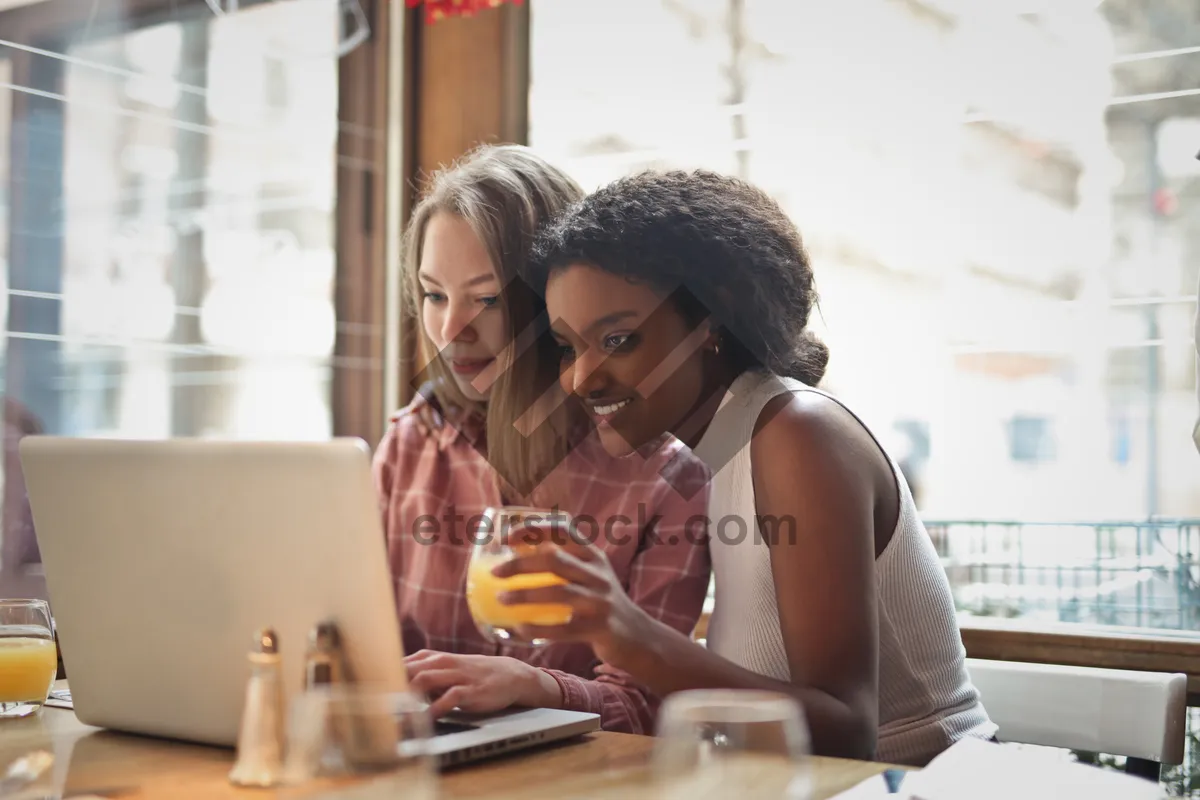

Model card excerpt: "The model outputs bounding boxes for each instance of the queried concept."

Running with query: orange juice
[0,636,56,704]
[465,555,572,632]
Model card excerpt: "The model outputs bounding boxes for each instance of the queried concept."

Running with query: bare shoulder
[747,388,900,557]
[750,390,886,476]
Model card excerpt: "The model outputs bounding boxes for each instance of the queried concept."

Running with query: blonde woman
[372,145,712,734]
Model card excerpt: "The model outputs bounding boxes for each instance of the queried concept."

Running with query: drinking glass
[0,600,57,719]
[465,506,575,646]
[653,689,812,800]
[280,686,435,799]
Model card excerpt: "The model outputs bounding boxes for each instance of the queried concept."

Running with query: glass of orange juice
[465,506,574,645]
[0,599,57,718]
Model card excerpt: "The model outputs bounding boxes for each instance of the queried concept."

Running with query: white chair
[965,658,1187,781]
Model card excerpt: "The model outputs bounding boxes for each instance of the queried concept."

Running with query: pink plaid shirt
[372,390,712,734]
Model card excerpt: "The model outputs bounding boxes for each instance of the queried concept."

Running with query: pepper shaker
[229,628,287,787]
[303,620,345,689]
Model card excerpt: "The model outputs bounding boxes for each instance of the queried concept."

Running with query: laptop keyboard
[433,719,478,737]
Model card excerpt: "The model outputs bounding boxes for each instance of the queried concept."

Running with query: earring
[711,339,721,357]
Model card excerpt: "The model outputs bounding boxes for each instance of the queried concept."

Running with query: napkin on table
[864,737,1168,800]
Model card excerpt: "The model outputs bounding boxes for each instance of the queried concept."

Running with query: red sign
[406,0,524,23]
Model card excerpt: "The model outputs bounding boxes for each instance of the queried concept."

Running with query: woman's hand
[411,401,443,436]
[404,650,562,719]
[491,539,651,669]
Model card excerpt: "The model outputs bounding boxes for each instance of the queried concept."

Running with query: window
[1008,415,1056,463]
[53,4,340,440]
[0,0,388,599]
[530,0,1200,626]
[894,419,932,463]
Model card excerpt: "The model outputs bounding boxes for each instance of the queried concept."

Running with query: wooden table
[0,704,899,798]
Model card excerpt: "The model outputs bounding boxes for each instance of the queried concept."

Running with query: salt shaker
[228,628,287,787]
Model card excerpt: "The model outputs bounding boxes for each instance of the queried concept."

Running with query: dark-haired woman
[493,169,996,766]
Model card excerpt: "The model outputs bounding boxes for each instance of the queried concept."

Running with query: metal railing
[925,518,1200,631]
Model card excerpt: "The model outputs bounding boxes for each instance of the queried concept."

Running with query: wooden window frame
[394,1,530,410]
[959,617,1200,706]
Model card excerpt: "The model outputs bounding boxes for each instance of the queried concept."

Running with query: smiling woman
[515,168,998,764]
[549,276,715,459]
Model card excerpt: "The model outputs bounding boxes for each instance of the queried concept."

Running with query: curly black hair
[527,169,829,386]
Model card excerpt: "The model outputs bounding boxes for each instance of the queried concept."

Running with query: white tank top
[693,369,996,766]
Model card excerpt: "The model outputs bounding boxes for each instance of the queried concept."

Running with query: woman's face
[546,263,711,457]
[418,212,507,401]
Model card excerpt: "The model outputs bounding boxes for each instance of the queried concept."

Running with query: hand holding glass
[465,507,575,644]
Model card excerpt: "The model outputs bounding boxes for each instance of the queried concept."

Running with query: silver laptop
[20,437,599,768]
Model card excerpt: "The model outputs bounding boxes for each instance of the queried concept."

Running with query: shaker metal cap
[254,628,279,655]
[309,620,340,649]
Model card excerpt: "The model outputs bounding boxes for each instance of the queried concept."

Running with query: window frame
[0,0,394,446]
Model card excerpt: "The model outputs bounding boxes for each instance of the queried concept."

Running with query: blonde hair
[401,144,586,501]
